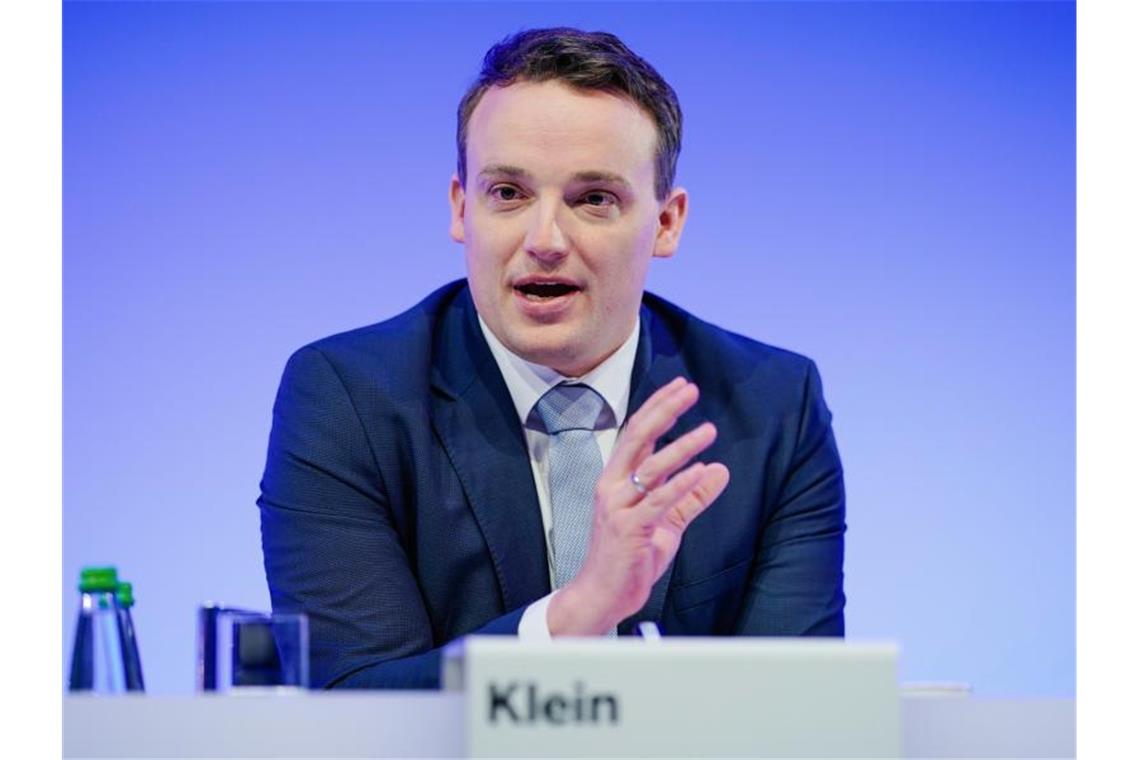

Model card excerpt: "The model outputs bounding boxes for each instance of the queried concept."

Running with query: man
[259,27,845,690]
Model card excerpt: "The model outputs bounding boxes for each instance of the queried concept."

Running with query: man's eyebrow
[475,166,634,191]
[477,165,531,182]
[571,170,634,191]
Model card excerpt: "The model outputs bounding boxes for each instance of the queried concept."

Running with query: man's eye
[581,191,617,207]
[490,185,523,202]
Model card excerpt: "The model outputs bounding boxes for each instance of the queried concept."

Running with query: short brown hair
[456,27,683,201]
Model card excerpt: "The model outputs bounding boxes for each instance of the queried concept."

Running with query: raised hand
[547,377,731,635]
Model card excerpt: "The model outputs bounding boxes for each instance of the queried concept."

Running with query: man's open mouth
[514,282,581,301]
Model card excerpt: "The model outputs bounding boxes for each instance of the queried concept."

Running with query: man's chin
[501,316,637,377]
[514,344,582,375]
[502,331,595,377]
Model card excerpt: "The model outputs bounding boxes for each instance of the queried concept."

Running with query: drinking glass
[197,606,309,692]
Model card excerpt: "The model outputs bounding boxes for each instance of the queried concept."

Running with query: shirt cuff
[517,591,557,641]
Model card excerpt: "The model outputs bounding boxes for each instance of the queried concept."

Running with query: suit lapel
[429,290,551,612]
[618,303,701,634]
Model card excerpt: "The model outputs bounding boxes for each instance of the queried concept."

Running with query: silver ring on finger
[629,471,651,496]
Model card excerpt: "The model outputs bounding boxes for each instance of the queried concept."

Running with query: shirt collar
[477,314,640,430]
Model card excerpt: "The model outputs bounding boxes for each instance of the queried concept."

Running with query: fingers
[631,421,717,491]
[644,462,731,530]
[598,377,725,539]
[635,460,707,514]
[607,377,699,476]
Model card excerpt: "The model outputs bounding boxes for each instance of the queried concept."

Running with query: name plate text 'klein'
[445,636,901,758]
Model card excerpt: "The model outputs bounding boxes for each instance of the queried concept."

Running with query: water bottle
[116,581,145,692]
[68,566,128,693]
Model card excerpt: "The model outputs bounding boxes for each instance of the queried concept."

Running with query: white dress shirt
[477,314,640,639]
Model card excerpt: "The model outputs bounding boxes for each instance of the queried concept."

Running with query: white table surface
[64,691,1074,758]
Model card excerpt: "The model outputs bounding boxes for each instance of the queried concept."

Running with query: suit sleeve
[258,346,523,690]
[734,360,846,636]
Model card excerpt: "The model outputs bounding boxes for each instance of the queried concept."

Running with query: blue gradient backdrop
[64,1,1074,696]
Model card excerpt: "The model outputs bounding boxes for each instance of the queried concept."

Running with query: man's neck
[476,315,641,429]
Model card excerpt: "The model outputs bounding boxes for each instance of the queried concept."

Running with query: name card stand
[443,636,901,758]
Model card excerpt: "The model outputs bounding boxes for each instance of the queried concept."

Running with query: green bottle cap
[116,581,135,608]
[78,566,119,593]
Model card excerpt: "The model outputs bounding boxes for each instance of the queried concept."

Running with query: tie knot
[529,383,615,434]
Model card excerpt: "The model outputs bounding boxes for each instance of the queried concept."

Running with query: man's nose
[523,200,569,263]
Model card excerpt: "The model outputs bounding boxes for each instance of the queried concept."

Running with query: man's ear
[653,187,689,259]
[449,174,466,243]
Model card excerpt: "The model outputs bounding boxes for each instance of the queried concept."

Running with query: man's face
[450,80,688,377]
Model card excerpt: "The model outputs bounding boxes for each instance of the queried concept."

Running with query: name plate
[444,636,900,758]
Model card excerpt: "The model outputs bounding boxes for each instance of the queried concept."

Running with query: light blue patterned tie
[528,383,615,590]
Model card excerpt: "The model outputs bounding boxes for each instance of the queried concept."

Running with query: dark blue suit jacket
[259,281,845,689]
